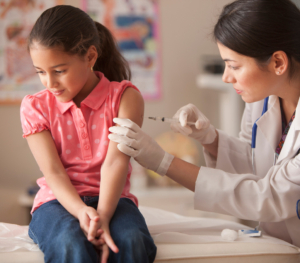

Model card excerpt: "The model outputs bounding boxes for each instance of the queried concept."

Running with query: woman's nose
[222,69,235,84]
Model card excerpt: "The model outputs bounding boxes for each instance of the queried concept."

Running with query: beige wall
[0,0,233,224]
[144,0,232,139]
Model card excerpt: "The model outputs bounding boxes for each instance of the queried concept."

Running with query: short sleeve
[20,95,50,138]
[110,80,140,118]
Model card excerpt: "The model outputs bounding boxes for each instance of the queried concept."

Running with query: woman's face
[217,42,278,103]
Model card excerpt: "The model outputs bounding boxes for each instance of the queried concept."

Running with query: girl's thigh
[109,198,157,262]
[28,199,98,263]
[29,199,81,246]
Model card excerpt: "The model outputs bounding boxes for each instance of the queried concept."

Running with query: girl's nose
[47,76,58,89]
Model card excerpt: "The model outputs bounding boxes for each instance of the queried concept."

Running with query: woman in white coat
[108,0,300,247]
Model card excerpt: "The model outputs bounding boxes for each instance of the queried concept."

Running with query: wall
[0,0,235,224]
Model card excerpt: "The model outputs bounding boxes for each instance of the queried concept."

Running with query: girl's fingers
[88,216,100,241]
[97,228,104,237]
[104,233,119,253]
[80,214,91,236]
[97,238,105,245]
[91,237,105,248]
[88,220,97,241]
[101,245,110,263]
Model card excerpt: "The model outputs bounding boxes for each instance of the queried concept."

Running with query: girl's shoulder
[21,90,58,122]
[106,79,142,118]
[21,89,55,109]
[20,90,54,137]
[108,79,140,97]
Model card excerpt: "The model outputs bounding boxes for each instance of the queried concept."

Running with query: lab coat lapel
[256,95,282,152]
[253,96,281,177]
[276,97,300,164]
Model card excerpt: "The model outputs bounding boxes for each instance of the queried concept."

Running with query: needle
[148,116,196,125]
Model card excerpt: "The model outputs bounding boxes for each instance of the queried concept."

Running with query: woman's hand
[108,118,174,175]
[171,104,217,144]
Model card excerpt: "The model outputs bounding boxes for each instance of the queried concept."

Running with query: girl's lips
[52,90,64,96]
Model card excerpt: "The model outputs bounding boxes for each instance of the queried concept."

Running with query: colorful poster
[0,0,62,103]
[82,0,161,100]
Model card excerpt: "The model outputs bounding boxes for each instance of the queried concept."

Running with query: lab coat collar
[294,96,300,131]
[256,95,282,152]
[276,96,300,163]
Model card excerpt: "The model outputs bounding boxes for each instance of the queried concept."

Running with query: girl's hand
[98,219,119,263]
[99,244,109,263]
[77,206,104,249]
[100,220,119,253]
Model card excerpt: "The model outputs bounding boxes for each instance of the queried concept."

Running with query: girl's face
[29,43,96,106]
[217,42,279,103]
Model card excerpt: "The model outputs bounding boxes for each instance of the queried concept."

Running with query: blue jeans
[29,197,156,263]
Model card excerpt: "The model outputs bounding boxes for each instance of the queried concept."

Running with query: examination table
[1,206,299,263]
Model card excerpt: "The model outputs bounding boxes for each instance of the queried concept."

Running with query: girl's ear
[271,51,289,75]
[86,45,98,68]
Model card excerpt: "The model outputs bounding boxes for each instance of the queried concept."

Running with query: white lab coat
[194,95,300,247]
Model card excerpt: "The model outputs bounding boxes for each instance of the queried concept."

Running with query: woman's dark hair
[214,0,300,78]
[28,5,131,82]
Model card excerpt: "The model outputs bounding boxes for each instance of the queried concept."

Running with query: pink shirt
[20,72,138,213]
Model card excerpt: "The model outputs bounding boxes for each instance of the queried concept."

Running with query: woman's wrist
[156,152,175,176]
[202,129,219,158]
[166,157,200,192]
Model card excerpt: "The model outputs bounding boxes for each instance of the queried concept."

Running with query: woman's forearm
[202,130,219,159]
[162,131,218,191]
[166,157,200,192]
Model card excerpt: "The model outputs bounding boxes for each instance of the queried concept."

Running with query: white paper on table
[0,206,298,253]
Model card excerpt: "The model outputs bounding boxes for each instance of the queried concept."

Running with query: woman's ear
[86,45,98,68]
[271,51,289,75]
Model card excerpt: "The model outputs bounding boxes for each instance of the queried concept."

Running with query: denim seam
[29,227,40,245]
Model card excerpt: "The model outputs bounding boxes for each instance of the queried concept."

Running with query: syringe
[148,116,196,125]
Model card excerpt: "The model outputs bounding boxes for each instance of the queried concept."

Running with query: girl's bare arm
[97,87,144,221]
[26,131,101,244]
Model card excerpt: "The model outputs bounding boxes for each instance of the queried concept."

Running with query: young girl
[20,5,156,263]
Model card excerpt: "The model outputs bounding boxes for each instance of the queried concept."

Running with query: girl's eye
[55,70,65,74]
[36,71,44,74]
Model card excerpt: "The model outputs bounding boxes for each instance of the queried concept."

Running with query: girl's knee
[48,230,98,263]
[57,227,85,248]
[110,230,156,263]
[117,228,156,251]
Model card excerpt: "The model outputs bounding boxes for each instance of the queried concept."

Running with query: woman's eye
[36,71,44,74]
[228,65,238,70]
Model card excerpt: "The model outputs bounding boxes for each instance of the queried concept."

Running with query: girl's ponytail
[28,5,131,82]
[93,21,131,82]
